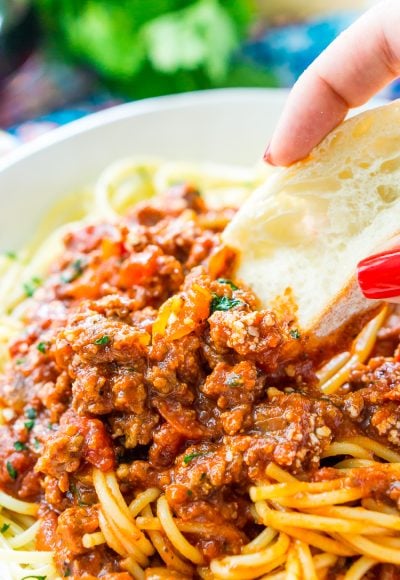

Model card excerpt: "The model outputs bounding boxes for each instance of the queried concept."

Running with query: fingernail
[357,249,400,299]
[263,145,277,166]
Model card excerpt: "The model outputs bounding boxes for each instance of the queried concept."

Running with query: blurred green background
[0,0,377,135]
[35,0,277,97]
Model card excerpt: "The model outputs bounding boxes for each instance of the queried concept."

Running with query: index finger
[267,0,400,166]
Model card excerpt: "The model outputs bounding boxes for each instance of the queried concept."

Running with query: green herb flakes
[24,420,35,431]
[69,482,89,507]
[0,523,10,533]
[289,329,301,340]
[23,276,42,297]
[217,278,238,290]
[26,408,37,420]
[4,251,17,260]
[37,341,48,354]
[210,294,243,313]
[61,258,84,283]
[94,335,110,346]
[183,452,203,465]
[14,441,28,451]
[25,409,37,431]
[226,373,242,387]
[6,461,17,480]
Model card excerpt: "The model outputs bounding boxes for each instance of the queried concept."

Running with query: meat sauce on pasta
[1,176,400,580]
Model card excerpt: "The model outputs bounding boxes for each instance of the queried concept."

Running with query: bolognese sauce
[1,184,400,579]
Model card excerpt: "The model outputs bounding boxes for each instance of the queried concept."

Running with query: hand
[265,0,400,167]
[266,0,400,302]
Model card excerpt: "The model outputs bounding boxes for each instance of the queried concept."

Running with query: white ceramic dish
[0,88,386,250]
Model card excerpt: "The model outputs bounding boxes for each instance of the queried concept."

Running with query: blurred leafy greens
[35,0,275,96]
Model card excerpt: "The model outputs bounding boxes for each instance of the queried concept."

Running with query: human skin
[265,0,400,300]
[265,0,400,167]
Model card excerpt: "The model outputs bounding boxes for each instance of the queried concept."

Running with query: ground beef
[345,359,400,446]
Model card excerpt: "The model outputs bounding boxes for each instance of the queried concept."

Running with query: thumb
[266,0,400,166]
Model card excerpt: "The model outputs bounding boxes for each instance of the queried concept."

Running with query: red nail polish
[357,249,400,299]
[263,145,277,166]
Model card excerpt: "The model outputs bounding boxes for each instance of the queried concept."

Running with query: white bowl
[0,88,386,250]
[0,88,292,250]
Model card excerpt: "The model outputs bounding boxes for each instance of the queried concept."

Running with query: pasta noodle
[319,306,388,395]
[343,556,378,580]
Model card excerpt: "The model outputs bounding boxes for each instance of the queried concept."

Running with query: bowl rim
[0,87,290,174]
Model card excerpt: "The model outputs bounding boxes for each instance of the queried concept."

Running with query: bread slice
[223,101,400,351]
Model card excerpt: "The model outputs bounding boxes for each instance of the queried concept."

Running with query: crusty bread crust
[304,277,382,362]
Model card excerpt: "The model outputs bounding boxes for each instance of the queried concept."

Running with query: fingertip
[263,145,277,166]
[263,141,306,167]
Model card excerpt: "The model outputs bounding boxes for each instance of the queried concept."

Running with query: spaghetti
[0,156,399,579]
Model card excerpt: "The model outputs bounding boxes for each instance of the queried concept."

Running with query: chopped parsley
[23,276,42,297]
[0,523,10,533]
[183,452,203,465]
[61,258,84,283]
[24,420,35,431]
[4,251,17,260]
[26,408,37,420]
[289,329,301,340]
[69,482,89,506]
[25,409,37,430]
[187,489,193,497]
[34,438,41,450]
[21,576,47,580]
[6,461,17,480]
[69,482,77,497]
[37,341,48,354]
[226,373,242,387]
[217,278,238,290]
[16,358,25,365]
[210,294,243,313]
[64,568,72,577]
[14,441,28,451]
[94,335,110,346]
